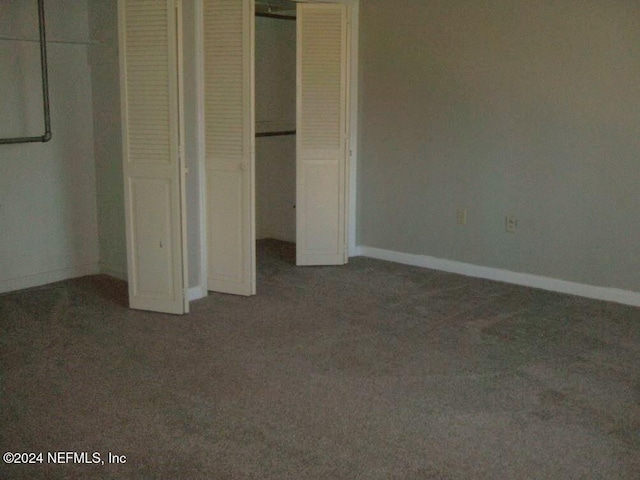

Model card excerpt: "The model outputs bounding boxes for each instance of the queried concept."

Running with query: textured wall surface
[0,0,99,292]
[358,0,640,292]
[89,0,125,280]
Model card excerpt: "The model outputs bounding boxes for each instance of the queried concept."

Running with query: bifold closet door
[203,0,256,296]
[296,3,349,266]
[119,0,188,314]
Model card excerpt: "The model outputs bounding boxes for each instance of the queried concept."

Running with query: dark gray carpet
[1,239,639,479]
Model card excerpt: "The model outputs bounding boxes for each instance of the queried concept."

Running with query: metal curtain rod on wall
[0,35,94,46]
[0,0,52,145]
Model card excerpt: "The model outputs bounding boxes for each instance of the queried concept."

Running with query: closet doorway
[118,0,359,314]
[203,0,358,297]
[255,1,297,256]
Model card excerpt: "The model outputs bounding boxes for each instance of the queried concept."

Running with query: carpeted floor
[1,239,639,479]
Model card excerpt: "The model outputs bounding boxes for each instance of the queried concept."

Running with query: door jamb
[194,0,208,296]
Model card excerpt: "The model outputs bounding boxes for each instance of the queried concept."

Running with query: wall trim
[188,285,207,301]
[0,263,100,295]
[346,0,360,257]
[195,0,208,295]
[354,246,640,308]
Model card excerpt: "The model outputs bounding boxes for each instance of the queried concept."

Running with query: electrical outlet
[506,215,517,233]
[457,209,467,225]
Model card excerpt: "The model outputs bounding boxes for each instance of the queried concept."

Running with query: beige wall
[0,0,99,292]
[358,0,640,292]
[89,0,125,279]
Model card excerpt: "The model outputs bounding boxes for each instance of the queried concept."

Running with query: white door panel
[296,3,348,266]
[203,0,256,296]
[298,160,341,253]
[129,178,175,296]
[207,169,247,291]
[119,0,187,314]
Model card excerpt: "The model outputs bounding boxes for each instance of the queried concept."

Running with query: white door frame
[193,0,210,296]
[344,0,359,257]
[193,0,359,288]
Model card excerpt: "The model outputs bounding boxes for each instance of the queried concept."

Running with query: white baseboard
[354,246,640,308]
[0,263,101,294]
[188,285,208,302]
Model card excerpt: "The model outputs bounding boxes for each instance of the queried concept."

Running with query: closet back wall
[255,15,296,243]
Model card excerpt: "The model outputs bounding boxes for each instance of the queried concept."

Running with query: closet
[119,0,356,314]
[255,3,297,244]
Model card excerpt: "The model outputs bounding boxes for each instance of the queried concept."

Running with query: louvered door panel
[297,3,348,266]
[119,0,187,314]
[124,4,171,164]
[203,0,255,296]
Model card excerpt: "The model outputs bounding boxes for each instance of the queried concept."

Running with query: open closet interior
[255,0,297,245]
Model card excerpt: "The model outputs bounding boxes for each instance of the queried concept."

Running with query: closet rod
[256,130,296,138]
[0,0,52,145]
[256,12,296,21]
